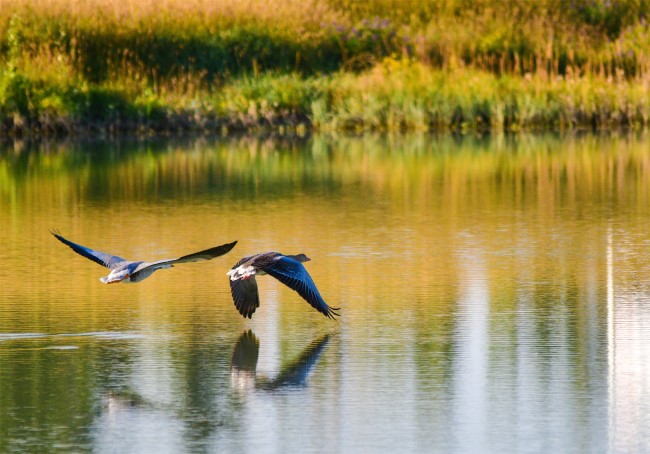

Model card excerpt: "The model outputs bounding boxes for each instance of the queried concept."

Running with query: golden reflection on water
[2,133,650,452]
[3,134,648,324]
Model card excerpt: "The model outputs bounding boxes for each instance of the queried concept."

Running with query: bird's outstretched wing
[230,276,261,318]
[169,241,238,264]
[145,241,238,268]
[131,241,238,281]
[263,256,340,319]
[51,230,128,270]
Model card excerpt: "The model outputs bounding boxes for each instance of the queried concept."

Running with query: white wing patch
[227,265,257,281]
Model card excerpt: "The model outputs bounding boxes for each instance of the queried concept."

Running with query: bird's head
[289,253,311,263]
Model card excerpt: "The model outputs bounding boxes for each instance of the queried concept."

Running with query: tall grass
[316,58,650,132]
[1,0,650,135]
[3,0,649,79]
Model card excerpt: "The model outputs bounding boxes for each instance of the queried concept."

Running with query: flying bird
[51,230,237,284]
[227,252,339,319]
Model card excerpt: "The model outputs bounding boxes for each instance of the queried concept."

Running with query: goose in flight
[227,252,339,319]
[52,230,237,284]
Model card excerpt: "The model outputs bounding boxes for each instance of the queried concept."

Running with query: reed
[1,0,649,135]
[317,58,650,132]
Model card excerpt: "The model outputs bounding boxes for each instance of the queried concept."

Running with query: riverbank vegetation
[1,0,649,136]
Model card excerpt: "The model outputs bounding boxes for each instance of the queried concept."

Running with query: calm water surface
[2,134,650,453]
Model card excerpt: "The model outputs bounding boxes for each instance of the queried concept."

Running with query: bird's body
[52,230,237,284]
[227,252,339,319]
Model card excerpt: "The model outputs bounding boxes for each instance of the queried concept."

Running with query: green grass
[1,0,650,136]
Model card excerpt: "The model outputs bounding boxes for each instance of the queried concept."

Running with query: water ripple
[0,331,145,343]
[0,333,48,342]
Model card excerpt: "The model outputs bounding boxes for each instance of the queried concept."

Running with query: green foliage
[3,0,650,83]
[1,0,650,135]
[564,0,650,39]
[0,69,32,115]
[4,14,25,61]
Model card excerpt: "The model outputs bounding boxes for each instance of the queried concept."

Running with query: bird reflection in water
[230,330,331,392]
[101,389,151,419]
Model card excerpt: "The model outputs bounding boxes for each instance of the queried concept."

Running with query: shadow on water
[230,330,331,392]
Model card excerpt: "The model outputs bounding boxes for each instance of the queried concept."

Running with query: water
[1,134,650,453]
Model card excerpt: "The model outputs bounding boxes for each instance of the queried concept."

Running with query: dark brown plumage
[227,252,339,319]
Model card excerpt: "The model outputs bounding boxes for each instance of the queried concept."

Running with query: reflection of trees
[230,330,331,391]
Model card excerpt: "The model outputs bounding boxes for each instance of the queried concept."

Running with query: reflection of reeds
[0,135,642,374]
[3,134,649,206]
[1,1,650,133]
[2,134,648,321]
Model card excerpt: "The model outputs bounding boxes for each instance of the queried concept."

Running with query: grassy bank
[1,0,649,136]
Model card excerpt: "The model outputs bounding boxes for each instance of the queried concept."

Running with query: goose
[227,252,339,319]
[52,230,237,284]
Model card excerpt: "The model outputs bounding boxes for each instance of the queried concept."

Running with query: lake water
[1,133,650,453]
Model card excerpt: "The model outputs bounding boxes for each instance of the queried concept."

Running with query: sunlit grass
[2,58,650,134]
[318,58,650,132]
[1,0,650,134]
